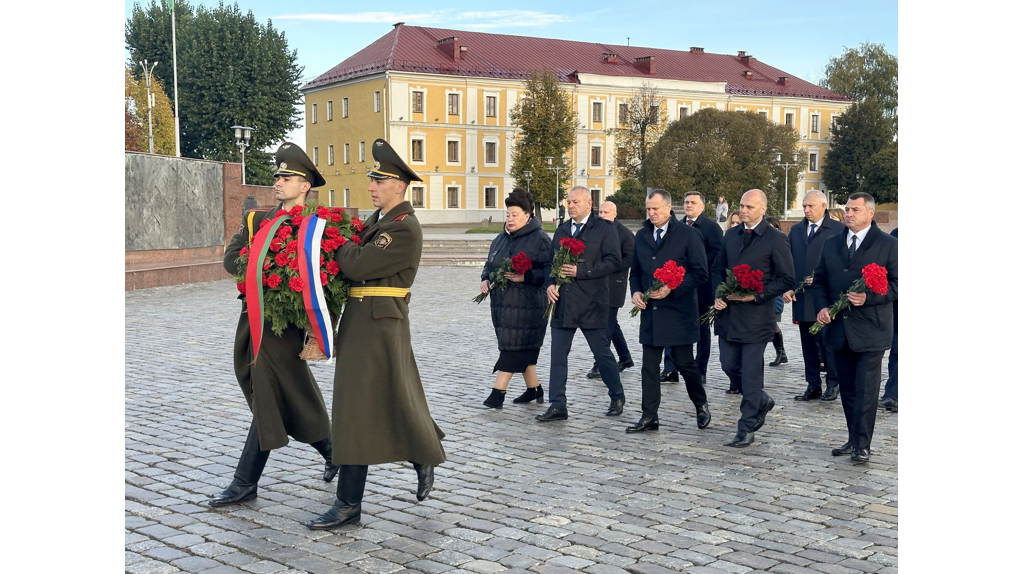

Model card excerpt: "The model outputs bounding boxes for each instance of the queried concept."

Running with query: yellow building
[303,24,850,222]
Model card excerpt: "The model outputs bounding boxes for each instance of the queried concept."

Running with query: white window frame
[327,101,333,121]
[410,137,425,164]
[808,147,821,173]
[679,106,690,119]
[311,103,317,124]
[811,113,820,134]
[446,184,461,209]
[618,102,629,125]
[485,95,497,117]
[592,101,603,123]
[343,143,350,164]
[328,145,334,166]
[342,98,349,118]
[313,146,319,165]
[343,188,350,207]
[410,185,426,208]
[359,141,365,163]
[374,91,381,113]
[590,144,603,168]
[483,185,498,209]
[785,111,795,128]
[483,136,499,166]
[448,93,460,115]
[329,189,335,206]
[411,89,425,114]
[446,133,462,166]
[445,89,463,123]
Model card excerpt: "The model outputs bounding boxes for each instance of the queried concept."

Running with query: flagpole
[169,0,181,157]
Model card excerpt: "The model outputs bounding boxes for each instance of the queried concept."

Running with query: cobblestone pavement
[126,267,897,574]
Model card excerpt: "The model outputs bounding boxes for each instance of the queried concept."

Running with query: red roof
[303,25,847,101]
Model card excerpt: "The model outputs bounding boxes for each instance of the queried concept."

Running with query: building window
[484,186,497,209]
[343,143,350,164]
[313,146,319,165]
[329,190,335,206]
[342,98,349,118]
[591,189,601,206]
[359,141,365,162]
[616,148,627,168]
[831,114,840,132]
[447,141,459,163]
[486,96,497,117]
[327,101,333,121]
[485,142,497,165]
[759,110,768,118]
[785,112,794,127]
[618,103,628,124]
[412,91,424,113]
[411,139,424,162]
[679,106,689,119]
[328,145,334,165]
[448,93,459,115]
[809,152,818,172]
[591,145,602,167]
[374,91,381,113]
[311,103,317,124]
[592,101,603,123]
[811,114,820,133]
[411,186,425,208]
[343,188,350,207]
[447,186,459,208]
[649,105,660,123]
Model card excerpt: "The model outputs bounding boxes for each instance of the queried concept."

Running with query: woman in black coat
[478,189,552,408]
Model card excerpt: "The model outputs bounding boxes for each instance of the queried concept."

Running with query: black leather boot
[209,420,269,507]
[309,436,340,482]
[412,462,435,501]
[306,464,368,530]
[483,388,506,409]
[769,333,787,366]
[511,385,544,404]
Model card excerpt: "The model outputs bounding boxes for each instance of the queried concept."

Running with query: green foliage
[609,83,668,180]
[605,177,647,220]
[509,69,578,217]
[642,109,801,217]
[125,69,146,151]
[821,101,895,204]
[126,0,303,184]
[822,42,898,134]
[864,141,897,204]
[125,65,176,155]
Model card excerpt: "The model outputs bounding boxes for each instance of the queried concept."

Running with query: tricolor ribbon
[297,215,334,359]
[244,214,291,363]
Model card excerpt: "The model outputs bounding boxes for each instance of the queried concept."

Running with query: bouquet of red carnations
[629,260,686,317]
[543,237,586,319]
[473,251,532,303]
[700,264,765,324]
[809,263,889,334]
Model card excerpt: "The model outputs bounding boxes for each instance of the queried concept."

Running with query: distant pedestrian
[716,196,729,222]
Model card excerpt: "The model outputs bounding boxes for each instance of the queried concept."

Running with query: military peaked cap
[273,142,326,188]
[369,138,422,184]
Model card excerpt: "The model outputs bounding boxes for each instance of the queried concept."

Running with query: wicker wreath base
[299,336,328,361]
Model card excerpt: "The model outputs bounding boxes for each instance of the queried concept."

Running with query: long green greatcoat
[224,207,332,451]
[331,201,446,466]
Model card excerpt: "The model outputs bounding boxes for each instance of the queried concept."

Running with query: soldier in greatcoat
[211,143,339,507]
[307,139,446,530]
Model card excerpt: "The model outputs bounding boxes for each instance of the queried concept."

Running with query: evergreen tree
[821,100,894,204]
[822,42,898,135]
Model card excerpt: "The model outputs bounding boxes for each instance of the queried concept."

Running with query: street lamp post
[139,59,158,154]
[523,170,532,194]
[545,155,569,225]
[774,151,800,219]
[231,125,255,185]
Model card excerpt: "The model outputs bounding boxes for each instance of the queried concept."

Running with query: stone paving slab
[126,267,897,573]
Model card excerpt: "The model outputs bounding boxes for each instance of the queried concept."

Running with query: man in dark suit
[536,186,626,422]
[782,190,844,401]
[626,189,711,433]
[879,227,898,413]
[712,189,795,448]
[587,201,635,378]
[811,193,897,464]
[662,191,724,384]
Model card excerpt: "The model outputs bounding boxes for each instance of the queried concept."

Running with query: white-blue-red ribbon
[297,215,333,359]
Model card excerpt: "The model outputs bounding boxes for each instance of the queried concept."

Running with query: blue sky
[124,0,897,145]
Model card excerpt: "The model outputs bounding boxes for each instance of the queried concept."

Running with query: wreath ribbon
[244,214,291,363]
[297,215,333,359]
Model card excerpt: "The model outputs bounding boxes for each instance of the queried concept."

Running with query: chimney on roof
[437,36,461,63]
[690,47,704,53]
[393,22,404,28]
[740,54,752,65]
[737,51,746,57]
[777,76,790,87]
[634,55,655,75]
[742,70,754,79]
[602,53,619,63]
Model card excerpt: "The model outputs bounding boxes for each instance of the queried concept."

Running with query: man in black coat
[626,189,711,433]
[812,194,897,464]
[662,191,724,384]
[782,190,844,401]
[537,186,626,422]
[879,227,898,413]
[712,189,796,448]
[587,201,635,379]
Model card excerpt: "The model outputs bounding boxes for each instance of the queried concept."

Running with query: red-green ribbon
[244,214,291,363]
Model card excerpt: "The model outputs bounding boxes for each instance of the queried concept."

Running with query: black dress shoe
[794,386,823,401]
[821,386,839,401]
[323,461,340,482]
[586,365,601,379]
[617,358,634,372]
[625,416,659,433]
[768,348,788,367]
[535,406,568,421]
[660,371,679,383]
[851,448,871,464]
[725,432,755,447]
[879,398,897,410]
[752,396,775,432]
[305,500,361,530]
[606,397,625,416]
[208,482,257,507]
[831,442,854,456]
[413,463,434,501]
[726,388,741,395]
[696,403,711,429]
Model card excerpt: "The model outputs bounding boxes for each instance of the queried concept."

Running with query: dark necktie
[848,234,858,261]
[655,228,663,246]
[687,219,695,226]
[808,223,817,240]
[572,222,581,237]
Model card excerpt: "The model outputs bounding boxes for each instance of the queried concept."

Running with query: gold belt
[349,287,410,298]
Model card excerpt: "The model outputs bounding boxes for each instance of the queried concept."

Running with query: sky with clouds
[124,0,897,147]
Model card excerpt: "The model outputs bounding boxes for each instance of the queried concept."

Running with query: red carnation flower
[275,209,288,218]
[511,251,532,275]
[285,240,298,253]
[558,237,586,256]
[319,254,325,266]
[266,273,282,289]
[316,206,330,219]
[861,263,888,296]
[274,252,290,267]
[352,218,364,232]
[236,281,246,295]
[325,226,340,238]
[326,260,340,275]
[289,205,303,216]
[330,213,343,223]
[288,258,300,271]
[320,271,329,286]
[289,276,304,292]
[239,246,249,256]
[292,215,304,227]
[352,235,361,245]
[276,225,293,238]
[262,257,272,270]
[269,238,284,252]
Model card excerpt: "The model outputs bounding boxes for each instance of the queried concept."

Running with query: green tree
[508,69,578,220]
[126,0,303,184]
[609,82,668,180]
[822,42,898,134]
[125,65,176,155]
[821,100,894,204]
[125,68,146,151]
[642,108,801,217]
[605,177,647,220]
[863,141,897,204]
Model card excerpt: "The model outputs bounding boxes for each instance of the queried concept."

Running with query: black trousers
[797,321,838,390]
[832,342,885,450]
[549,325,624,409]
[662,320,711,377]
[605,306,631,362]
[640,343,706,419]
[719,338,770,433]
